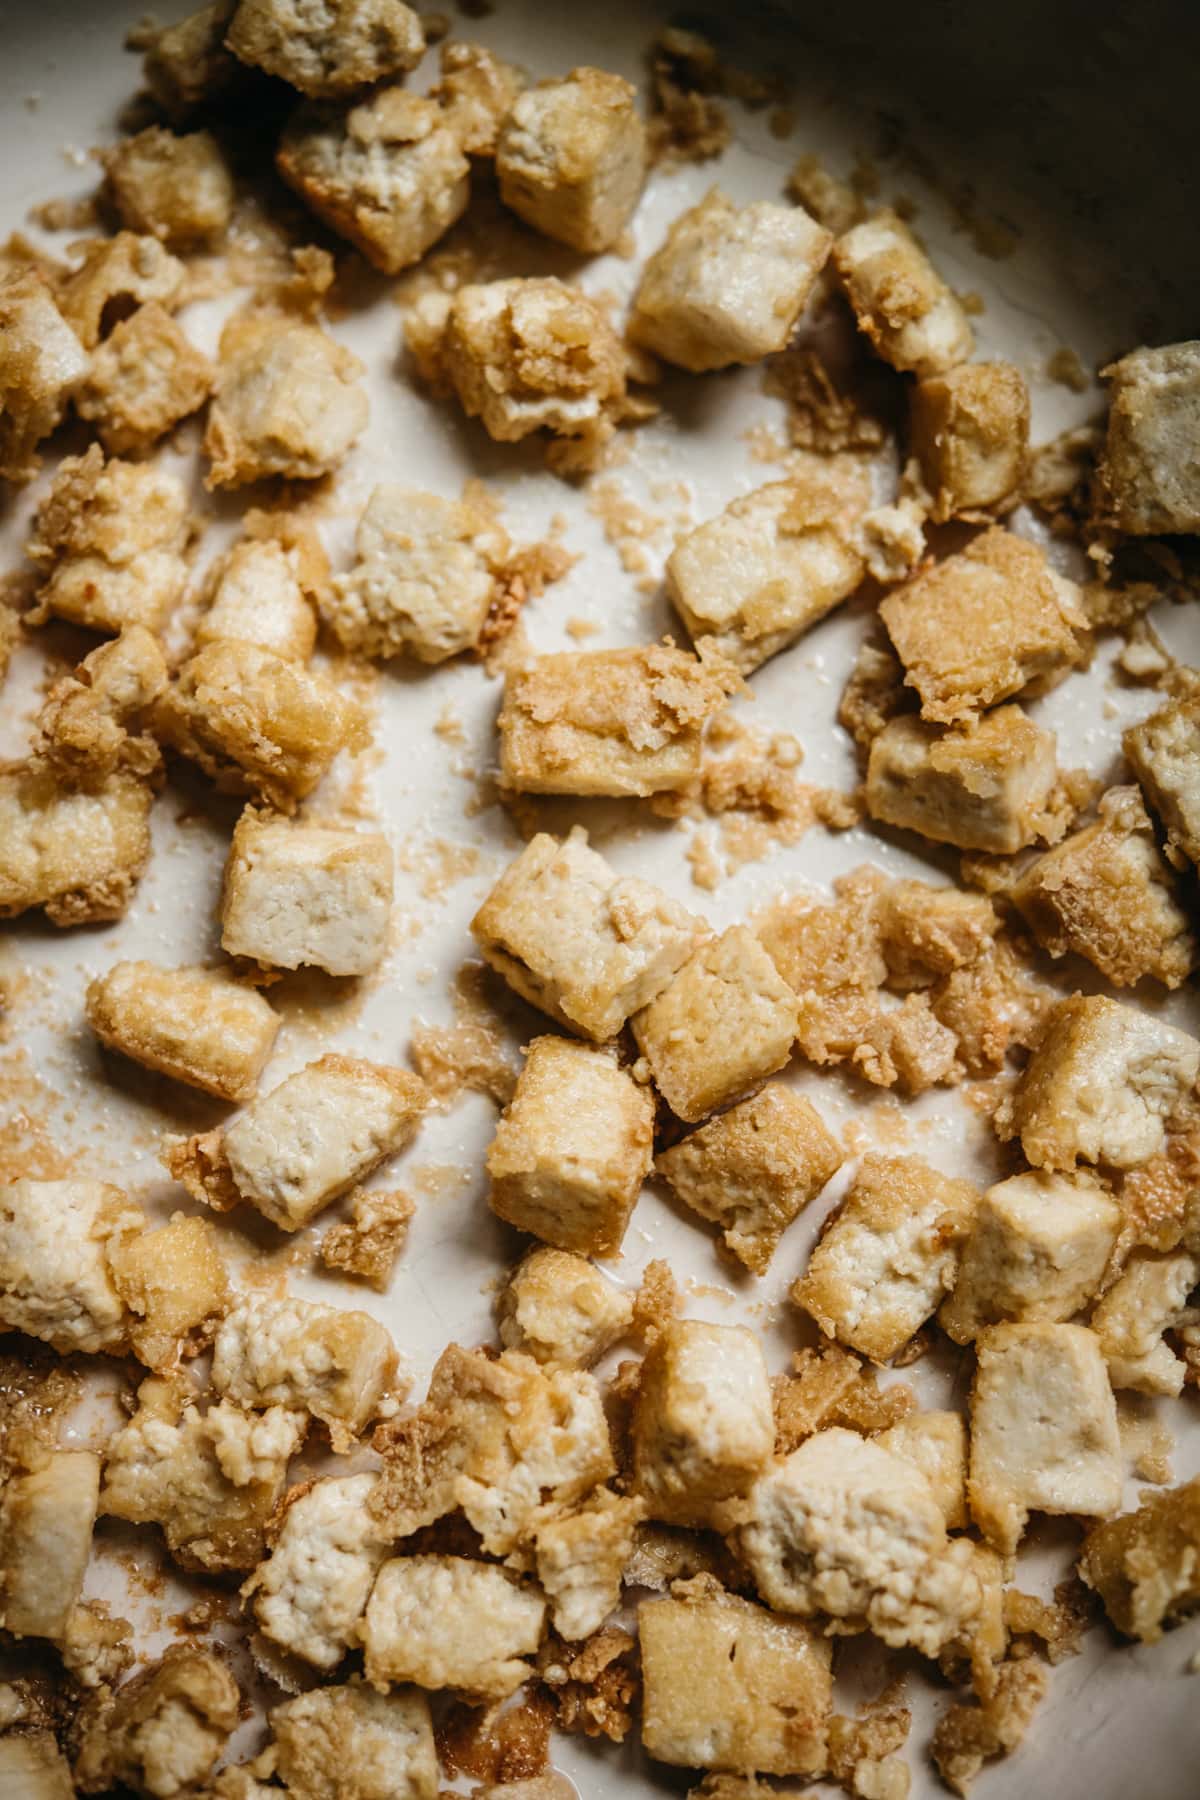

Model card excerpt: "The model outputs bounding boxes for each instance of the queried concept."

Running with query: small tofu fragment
[0,1736,74,1799]
[108,1214,229,1371]
[204,313,367,486]
[220,810,394,976]
[58,231,184,350]
[633,1320,774,1525]
[1124,691,1200,869]
[86,960,280,1101]
[878,1411,968,1530]
[246,1473,389,1668]
[211,1291,398,1439]
[75,302,213,456]
[320,1187,414,1291]
[0,1178,142,1355]
[430,40,523,156]
[269,1683,438,1800]
[496,67,646,253]
[196,527,324,661]
[362,1556,545,1699]
[73,1649,239,1799]
[0,271,88,482]
[1078,1476,1200,1641]
[30,624,167,784]
[866,706,1065,853]
[226,0,425,95]
[834,210,973,376]
[101,126,234,245]
[877,880,998,990]
[142,2,244,118]
[1098,341,1200,534]
[497,1246,634,1367]
[533,1491,643,1640]
[910,361,1029,521]
[1090,1247,1200,1395]
[0,764,154,925]
[0,1448,100,1640]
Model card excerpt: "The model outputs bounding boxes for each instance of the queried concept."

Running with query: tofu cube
[632,926,798,1122]
[211,1291,397,1439]
[633,1319,774,1525]
[269,1684,438,1800]
[204,313,367,486]
[833,210,974,376]
[866,705,1063,853]
[876,880,998,990]
[0,271,88,483]
[0,765,154,926]
[361,1556,545,1699]
[533,1491,642,1640]
[247,1474,388,1668]
[1125,692,1200,868]
[430,40,524,156]
[1079,1476,1200,1641]
[0,1178,143,1355]
[877,1411,968,1530]
[226,0,425,96]
[73,1649,239,1798]
[639,1588,831,1776]
[101,126,234,245]
[487,1035,654,1257]
[655,1083,842,1274]
[496,67,646,253]
[1099,341,1200,534]
[58,231,184,350]
[220,810,394,976]
[0,1450,100,1639]
[75,302,212,456]
[1090,1247,1200,1395]
[497,1246,634,1366]
[792,1153,979,1362]
[471,827,705,1041]
[86,960,280,1101]
[196,535,321,662]
[109,1214,229,1370]
[909,361,1030,521]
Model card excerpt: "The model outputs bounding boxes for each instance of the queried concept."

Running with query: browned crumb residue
[1045,347,1091,393]
[827,1682,912,1800]
[436,1688,553,1784]
[646,28,733,166]
[764,347,893,455]
[397,834,482,903]
[319,1188,415,1291]
[537,1626,639,1742]
[408,962,522,1109]
[0,1048,80,1183]
[1117,1393,1176,1484]
[931,1659,1048,1796]
[772,1342,916,1454]
[479,536,577,658]
[1003,1579,1091,1666]
[1111,1126,1200,1270]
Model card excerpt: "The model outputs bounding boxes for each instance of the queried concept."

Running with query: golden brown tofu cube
[833,210,973,376]
[220,809,393,976]
[58,231,184,350]
[1079,1477,1200,1641]
[1125,690,1200,868]
[141,2,244,119]
[361,1555,545,1699]
[0,1449,100,1640]
[108,1215,229,1371]
[269,1684,438,1800]
[1098,341,1200,535]
[430,40,524,156]
[75,302,212,456]
[0,764,154,926]
[0,270,88,483]
[876,879,997,989]
[86,960,280,1101]
[74,1649,239,1798]
[910,360,1030,521]
[101,126,234,245]
[633,1320,774,1525]
[0,1178,142,1356]
[196,520,324,661]
[226,0,425,96]
[497,1246,633,1367]
[496,67,646,253]
[204,312,368,486]
[866,705,1065,854]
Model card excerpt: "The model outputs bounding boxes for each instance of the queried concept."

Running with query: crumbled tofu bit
[496,66,646,253]
[498,1246,634,1367]
[226,0,425,95]
[877,881,997,990]
[995,993,1200,1172]
[487,1035,654,1257]
[1098,340,1200,534]
[31,624,168,783]
[85,960,280,1102]
[1091,1247,1200,1394]
[838,632,909,756]
[866,705,1065,854]
[534,1490,643,1640]
[755,869,888,1070]
[75,301,213,456]
[324,484,506,663]
[102,125,234,244]
[109,1214,229,1370]
[0,1178,142,1354]
[269,1683,438,1800]
[212,1291,397,1439]
[1125,692,1200,869]
[909,361,1030,521]
[930,1658,1048,1797]
[204,312,368,486]
[1078,1475,1200,1641]
[471,827,706,1041]
[0,764,155,925]
[430,39,524,156]
[142,1,243,118]
[58,231,184,350]
[320,1186,414,1290]
[499,643,739,799]
[857,495,927,586]
[60,1602,134,1692]
[878,1411,968,1530]
[833,210,974,376]
[220,811,394,977]
[27,443,190,635]
[362,1556,546,1698]
[1012,785,1196,988]
[792,1153,979,1363]
[197,536,322,662]
[0,1734,74,1798]
[968,1323,1122,1552]
[940,1170,1120,1345]
[0,1448,100,1640]
[153,641,370,811]
[928,934,1047,1076]
[0,271,88,482]
[633,1320,774,1525]
[246,1473,387,1667]
[73,1648,240,1799]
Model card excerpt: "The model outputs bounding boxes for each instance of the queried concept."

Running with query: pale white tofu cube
[85,960,281,1102]
[361,1556,545,1698]
[496,67,646,253]
[211,1292,398,1441]
[73,1649,239,1797]
[1125,692,1200,869]
[833,211,973,376]
[246,1473,390,1670]
[196,537,320,663]
[0,1178,142,1355]
[220,812,395,977]
[866,705,1064,854]
[633,1319,774,1525]
[533,1491,642,1640]
[205,313,367,487]
[497,1246,634,1366]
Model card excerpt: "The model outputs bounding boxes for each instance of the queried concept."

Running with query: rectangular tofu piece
[85,960,280,1101]
[633,1320,774,1525]
[361,1556,545,1698]
[0,764,154,926]
[0,270,88,482]
[204,312,367,486]
[211,1291,398,1440]
[75,301,212,456]
[108,1214,229,1371]
[866,706,1064,854]
[0,1449,100,1639]
[1125,691,1200,868]
[497,1246,633,1367]
[969,1323,1122,1552]
[486,1035,654,1257]
[269,1684,438,1800]
[533,1491,642,1640]
[496,66,645,253]
[909,361,1029,521]
[833,210,973,376]
[225,0,425,95]
[877,1411,968,1530]
[1098,341,1200,534]
[196,531,322,662]
[0,1178,143,1355]
[101,124,234,245]
[220,810,394,976]
[471,827,705,1040]
[792,1152,979,1362]
[1090,1247,1200,1395]
[1079,1476,1200,1641]
[246,1474,389,1668]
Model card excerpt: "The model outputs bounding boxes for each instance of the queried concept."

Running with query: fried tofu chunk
[75,302,213,455]
[430,40,524,156]
[269,1683,438,1800]
[246,1473,389,1668]
[1090,1247,1200,1395]
[1098,341,1200,534]
[108,1214,229,1371]
[58,231,184,350]
[833,210,973,376]
[0,1178,143,1355]
[0,271,87,482]
[1079,1477,1200,1641]
[220,811,394,976]
[877,1410,968,1530]
[866,706,1065,854]
[497,1246,633,1367]
[226,0,425,95]
[31,624,167,784]
[876,880,998,990]
[73,1649,239,1799]
[0,1447,100,1640]
[534,1489,642,1641]
[204,313,367,486]
[633,1320,774,1525]
[86,960,280,1101]
[487,1035,654,1256]
[362,1557,546,1699]
[101,126,234,244]
[211,1291,398,1440]
[630,188,831,372]
[196,524,324,661]
[0,763,154,925]
[909,361,1029,521]
[496,67,646,253]
[1125,691,1200,868]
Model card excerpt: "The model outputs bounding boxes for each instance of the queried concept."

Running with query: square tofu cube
[58,231,183,351]
[361,1556,545,1699]
[0,1178,142,1355]
[639,1588,832,1776]
[1090,1247,1200,1395]
[880,527,1087,723]
[0,765,154,927]
[0,1450,100,1639]
[655,1083,842,1274]
[833,211,973,376]
[196,536,320,662]
[496,67,646,253]
[866,705,1063,854]
[270,1684,438,1800]
[86,960,280,1101]
[109,1214,229,1371]
[226,0,425,96]
[204,313,367,486]
[497,1246,634,1366]
[909,360,1029,521]
[632,926,798,1122]
[247,1474,389,1667]
[940,1170,1120,1344]
[75,302,212,455]
[220,810,394,976]
[996,993,1200,1171]
[431,41,524,157]
[471,828,705,1041]
[878,1411,968,1530]
[792,1153,979,1362]
[0,271,88,483]
[486,1036,654,1257]
[212,1291,398,1440]
[630,188,832,373]
[1079,1476,1200,1641]
[102,126,234,245]
[1099,341,1200,534]
[633,1319,774,1525]
[968,1323,1122,1552]
[1125,692,1200,868]
[499,644,737,798]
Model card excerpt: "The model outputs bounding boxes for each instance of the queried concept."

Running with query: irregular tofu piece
[866,706,1065,853]
[471,827,705,1040]
[101,126,234,244]
[204,313,367,486]
[876,880,998,990]
[431,40,524,156]
[632,926,798,1122]
[792,1153,979,1362]
[73,1649,240,1799]
[211,1291,398,1440]
[361,1556,545,1699]
[108,1214,229,1371]
[996,993,1200,1171]
[655,1084,842,1275]
[220,812,394,977]
[0,1448,100,1639]
[1124,691,1200,869]
[879,528,1087,724]
[496,67,646,253]
[247,1473,389,1668]
[928,934,1048,1077]
[859,495,927,584]
[0,763,154,924]
[878,1411,968,1530]
[968,1323,1122,1552]
[269,1683,438,1800]
[629,188,832,373]
[499,644,738,798]
[1090,1247,1200,1395]
[1078,1476,1200,1641]
[640,1587,831,1776]
[755,870,888,1072]
[833,211,973,376]
[85,960,280,1102]
[497,1246,634,1367]
[0,270,88,482]
[0,1178,142,1355]
[909,361,1029,520]
[58,231,184,350]
[75,302,213,455]
[323,484,506,663]
[196,530,323,661]
[226,0,425,95]
[30,624,168,784]
[0,1736,74,1798]
[1098,341,1200,534]
[533,1490,643,1640]
[487,1036,654,1257]
[633,1320,774,1525]
[320,1186,414,1291]
[940,1170,1120,1344]
[142,1,243,117]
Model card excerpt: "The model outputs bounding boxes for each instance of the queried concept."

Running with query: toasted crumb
[319,1188,415,1290]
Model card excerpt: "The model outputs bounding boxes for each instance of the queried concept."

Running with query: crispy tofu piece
[75,302,213,455]
[755,869,888,1072]
[226,0,425,95]
[497,1246,634,1367]
[108,1214,229,1371]
[471,827,705,1041]
[910,361,1029,521]
[211,1291,398,1440]
[220,811,394,976]
[269,1683,438,1800]
[85,960,280,1101]
[792,1153,979,1363]
[320,1186,414,1291]
[31,625,167,784]
[879,528,1087,724]
[0,1178,142,1355]
[1098,341,1200,534]
[499,644,738,798]
[0,271,88,482]
[1090,1246,1200,1395]
[877,880,998,990]
[1079,1476,1200,1641]
[0,1736,74,1799]
[324,484,506,662]
[968,1323,1122,1552]
[632,926,798,1122]
[102,126,234,245]
[928,934,1048,1077]
[655,1084,842,1275]
[866,706,1065,853]
[833,210,973,376]
[246,1473,388,1668]
[196,528,323,662]
[877,1411,968,1530]
[639,1586,831,1775]
[0,764,154,925]
[533,1491,643,1640]
[1124,691,1200,868]
[996,993,1200,1171]
[142,1,243,117]
[73,1648,240,1798]
[361,1556,546,1699]
[431,40,524,156]
[487,1035,654,1257]
[0,1448,100,1640]
[630,188,832,373]
[496,67,646,253]
[633,1320,774,1525]
[940,1170,1120,1344]
[58,231,184,350]
[204,313,367,486]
